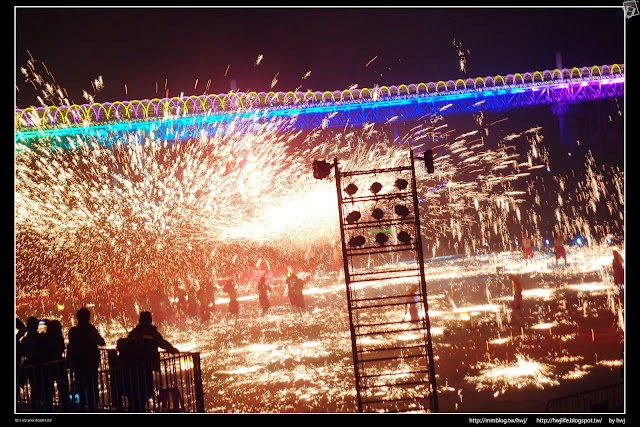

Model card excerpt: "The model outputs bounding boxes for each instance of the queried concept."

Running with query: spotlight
[372,208,384,220]
[312,160,333,180]
[345,183,358,196]
[397,231,411,244]
[345,211,361,224]
[394,204,410,217]
[424,149,434,174]
[370,182,382,194]
[375,232,388,246]
[395,178,408,191]
[349,235,366,247]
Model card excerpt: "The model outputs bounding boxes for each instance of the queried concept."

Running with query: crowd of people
[15,269,313,412]
[16,270,313,332]
[16,307,179,413]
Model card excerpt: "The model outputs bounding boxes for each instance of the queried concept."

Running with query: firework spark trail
[15,62,623,303]
[15,113,623,298]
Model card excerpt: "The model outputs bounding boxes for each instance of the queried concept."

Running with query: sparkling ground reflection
[109,245,624,413]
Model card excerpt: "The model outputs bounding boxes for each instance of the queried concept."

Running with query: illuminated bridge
[15,63,624,148]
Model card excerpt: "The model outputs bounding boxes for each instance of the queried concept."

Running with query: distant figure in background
[67,307,106,412]
[223,278,239,322]
[197,277,216,321]
[286,272,306,315]
[257,273,271,316]
[553,232,567,265]
[507,274,524,325]
[405,284,420,324]
[521,232,534,263]
[612,250,624,308]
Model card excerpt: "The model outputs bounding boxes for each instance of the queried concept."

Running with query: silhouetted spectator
[67,307,105,412]
[20,316,47,411]
[41,320,71,411]
[16,317,28,399]
[125,311,179,412]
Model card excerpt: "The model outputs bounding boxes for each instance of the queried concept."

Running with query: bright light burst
[465,354,558,394]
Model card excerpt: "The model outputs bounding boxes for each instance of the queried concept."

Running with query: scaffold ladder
[333,150,438,413]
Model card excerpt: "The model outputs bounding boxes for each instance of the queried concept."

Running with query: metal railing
[16,350,204,413]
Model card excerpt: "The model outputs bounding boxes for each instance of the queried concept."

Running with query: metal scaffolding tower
[330,150,438,413]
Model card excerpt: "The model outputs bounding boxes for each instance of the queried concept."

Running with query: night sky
[15,6,627,109]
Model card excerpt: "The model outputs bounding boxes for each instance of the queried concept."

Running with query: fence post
[191,353,205,413]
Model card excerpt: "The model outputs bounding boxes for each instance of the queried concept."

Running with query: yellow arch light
[571,67,581,78]
[322,90,333,102]
[612,63,621,74]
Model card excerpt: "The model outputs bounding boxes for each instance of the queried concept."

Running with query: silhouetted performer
[553,232,567,265]
[223,279,239,320]
[405,284,420,324]
[20,316,47,411]
[258,273,271,316]
[125,311,179,412]
[507,274,524,325]
[521,232,533,262]
[613,250,624,308]
[67,307,106,412]
[197,278,216,320]
[286,273,306,315]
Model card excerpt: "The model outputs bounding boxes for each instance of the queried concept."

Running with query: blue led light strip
[15,74,624,148]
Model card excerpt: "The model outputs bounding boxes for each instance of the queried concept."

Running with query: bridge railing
[15,64,624,129]
[16,349,204,413]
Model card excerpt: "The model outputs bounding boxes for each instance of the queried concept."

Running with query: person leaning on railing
[120,311,179,412]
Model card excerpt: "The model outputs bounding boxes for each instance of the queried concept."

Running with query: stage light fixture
[370,182,382,194]
[349,235,366,247]
[372,207,384,220]
[394,204,410,217]
[397,231,412,244]
[346,211,361,224]
[375,232,388,246]
[395,178,408,190]
[345,183,358,196]
[312,159,333,179]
